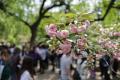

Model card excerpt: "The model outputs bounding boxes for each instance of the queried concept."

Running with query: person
[0,49,12,80]
[49,49,56,72]
[99,52,111,80]
[28,47,39,69]
[111,58,119,78]
[111,51,119,79]
[77,51,89,80]
[9,44,16,56]
[71,49,81,80]
[60,51,72,80]
[71,58,81,80]
[10,48,21,80]
[35,44,47,74]
[19,56,35,80]
[56,48,63,73]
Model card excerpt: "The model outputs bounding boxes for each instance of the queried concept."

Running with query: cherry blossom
[69,23,78,33]
[59,40,72,54]
[113,32,120,36]
[45,24,57,37]
[59,30,69,39]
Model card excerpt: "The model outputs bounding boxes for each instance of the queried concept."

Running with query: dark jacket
[1,61,12,80]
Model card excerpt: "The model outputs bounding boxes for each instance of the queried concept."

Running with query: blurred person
[49,49,56,72]
[9,44,16,56]
[10,47,21,80]
[28,46,39,69]
[111,51,120,79]
[19,56,35,80]
[71,65,81,80]
[56,48,63,73]
[70,50,81,80]
[60,51,72,80]
[0,49,12,80]
[99,51,111,80]
[111,58,119,79]
[35,44,47,74]
[77,51,89,80]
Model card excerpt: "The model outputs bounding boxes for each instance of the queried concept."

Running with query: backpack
[71,64,81,80]
[73,69,81,80]
[101,58,109,67]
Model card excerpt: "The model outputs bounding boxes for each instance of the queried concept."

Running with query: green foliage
[0,0,120,45]
[0,11,30,44]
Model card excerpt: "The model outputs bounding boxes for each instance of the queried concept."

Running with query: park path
[35,66,102,80]
[35,62,120,80]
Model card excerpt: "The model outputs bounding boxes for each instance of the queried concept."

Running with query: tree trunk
[30,26,37,47]
[29,19,42,47]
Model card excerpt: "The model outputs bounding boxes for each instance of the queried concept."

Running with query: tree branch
[94,0,116,21]
[32,1,66,28]
[0,0,6,11]
[7,11,31,27]
[31,0,47,28]
[0,1,31,27]
[112,5,120,9]
[42,2,66,15]
[0,9,31,27]
[39,0,47,15]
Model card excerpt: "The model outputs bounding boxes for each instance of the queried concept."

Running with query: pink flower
[113,52,120,61]
[49,24,57,32]
[69,23,78,33]
[59,30,69,39]
[113,32,120,36]
[59,40,72,54]
[45,24,57,37]
[77,20,90,33]
[56,31,61,38]
[103,41,118,49]
[82,20,90,29]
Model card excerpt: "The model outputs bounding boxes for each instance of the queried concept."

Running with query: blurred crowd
[0,42,120,80]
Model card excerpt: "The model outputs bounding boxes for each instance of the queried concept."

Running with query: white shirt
[20,70,33,80]
[9,48,15,54]
[79,60,90,80]
[60,54,72,79]
[35,47,46,60]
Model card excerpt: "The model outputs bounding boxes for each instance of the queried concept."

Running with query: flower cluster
[57,30,69,39]
[104,41,118,49]
[98,40,118,49]
[45,20,90,54]
[45,24,57,37]
[69,20,90,33]
[59,39,72,54]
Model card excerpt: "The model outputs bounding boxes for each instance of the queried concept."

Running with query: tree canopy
[0,0,119,46]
